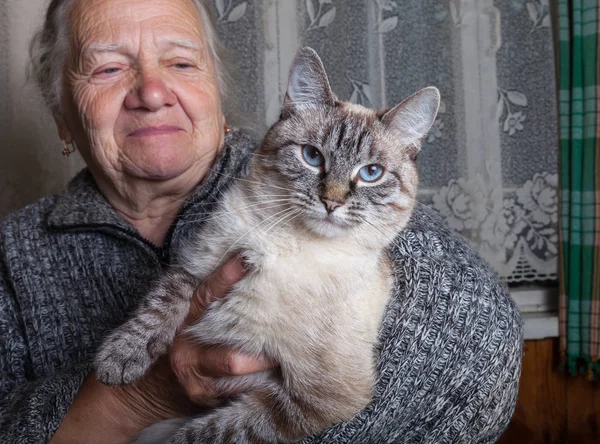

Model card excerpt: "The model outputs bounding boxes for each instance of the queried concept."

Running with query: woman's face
[58,0,224,184]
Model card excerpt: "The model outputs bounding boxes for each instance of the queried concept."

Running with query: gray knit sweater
[0,130,522,444]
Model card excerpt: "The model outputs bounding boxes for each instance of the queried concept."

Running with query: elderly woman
[0,0,522,443]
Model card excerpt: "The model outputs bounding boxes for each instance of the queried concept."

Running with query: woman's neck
[90,169,207,247]
[115,204,181,247]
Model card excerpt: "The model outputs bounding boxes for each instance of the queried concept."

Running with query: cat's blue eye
[302,145,324,167]
[358,164,384,182]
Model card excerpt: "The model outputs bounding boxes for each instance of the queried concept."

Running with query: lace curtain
[0,0,558,283]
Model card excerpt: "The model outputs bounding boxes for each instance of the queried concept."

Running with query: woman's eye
[358,164,384,182]
[169,59,196,70]
[302,145,324,167]
[96,67,121,76]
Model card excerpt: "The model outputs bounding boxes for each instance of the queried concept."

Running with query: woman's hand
[169,255,275,406]
[121,255,276,423]
[51,256,275,444]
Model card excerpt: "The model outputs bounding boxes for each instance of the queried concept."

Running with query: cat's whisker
[357,215,448,269]
[228,194,292,200]
[177,201,294,227]
[144,189,284,207]
[217,206,296,264]
[131,192,293,224]
[244,193,292,198]
[194,198,292,216]
[264,214,301,240]
[274,210,304,235]
[249,207,300,250]
[208,168,298,194]
[256,206,298,233]
[184,195,292,215]
[181,197,293,220]
[400,196,445,221]
[259,208,302,238]
[357,216,403,252]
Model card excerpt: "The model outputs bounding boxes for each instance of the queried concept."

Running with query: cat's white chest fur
[180,185,392,364]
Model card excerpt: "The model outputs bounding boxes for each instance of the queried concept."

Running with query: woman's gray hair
[29,0,232,114]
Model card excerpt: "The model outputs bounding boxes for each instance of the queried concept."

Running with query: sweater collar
[46,129,256,238]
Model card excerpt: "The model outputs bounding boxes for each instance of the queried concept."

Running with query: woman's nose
[124,69,177,111]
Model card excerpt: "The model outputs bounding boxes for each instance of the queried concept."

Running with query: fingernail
[224,255,247,279]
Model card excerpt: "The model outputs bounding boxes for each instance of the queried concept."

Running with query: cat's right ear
[281,47,335,118]
[382,87,440,152]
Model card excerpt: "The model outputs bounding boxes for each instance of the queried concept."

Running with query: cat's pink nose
[321,198,343,214]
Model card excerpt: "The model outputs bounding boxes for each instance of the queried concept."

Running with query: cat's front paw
[95,333,153,385]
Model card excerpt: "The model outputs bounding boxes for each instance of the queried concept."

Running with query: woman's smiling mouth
[128,125,183,137]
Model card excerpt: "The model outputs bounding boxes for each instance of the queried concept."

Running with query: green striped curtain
[558,0,600,378]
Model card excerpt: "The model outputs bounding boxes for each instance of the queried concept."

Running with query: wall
[0,1,85,220]
[499,339,600,443]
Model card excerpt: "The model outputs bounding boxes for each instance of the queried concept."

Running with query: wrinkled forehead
[68,0,206,57]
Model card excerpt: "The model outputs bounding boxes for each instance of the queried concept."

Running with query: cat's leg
[159,371,371,444]
[132,373,274,444]
[157,386,304,444]
[134,418,189,444]
[95,268,200,385]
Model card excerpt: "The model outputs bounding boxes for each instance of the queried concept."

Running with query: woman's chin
[123,151,196,182]
[121,159,194,182]
[120,137,200,180]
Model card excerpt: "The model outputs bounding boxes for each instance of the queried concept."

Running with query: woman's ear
[53,110,73,143]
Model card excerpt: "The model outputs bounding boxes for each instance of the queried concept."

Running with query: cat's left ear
[382,87,440,154]
[281,47,336,118]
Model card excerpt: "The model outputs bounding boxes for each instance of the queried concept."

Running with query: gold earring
[224,123,231,134]
[62,141,76,157]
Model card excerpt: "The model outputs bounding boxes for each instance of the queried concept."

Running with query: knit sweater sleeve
[0,240,92,444]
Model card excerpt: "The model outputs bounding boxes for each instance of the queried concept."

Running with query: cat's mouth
[322,213,345,226]
[301,210,351,237]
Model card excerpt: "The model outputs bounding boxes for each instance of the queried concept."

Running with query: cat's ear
[281,47,335,118]
[382,87,440,152]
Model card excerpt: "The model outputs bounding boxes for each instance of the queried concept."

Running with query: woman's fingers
[185,255,248,324]
[169,338,277,404]
[171,255,278,404]
[170,338,276,379]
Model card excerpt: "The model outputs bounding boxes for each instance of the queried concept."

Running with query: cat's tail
[133,418,188,444]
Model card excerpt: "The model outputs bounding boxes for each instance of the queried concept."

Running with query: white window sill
[510,286,558,340]
[521,312,559,340]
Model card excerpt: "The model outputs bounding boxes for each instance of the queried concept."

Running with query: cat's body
[173,180,392,436]
[95,48,440,443]
[184,183,393,371]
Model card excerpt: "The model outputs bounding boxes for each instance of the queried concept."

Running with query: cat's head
[249,47,439,246]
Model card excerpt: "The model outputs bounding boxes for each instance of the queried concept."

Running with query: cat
[95,47,440,444]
